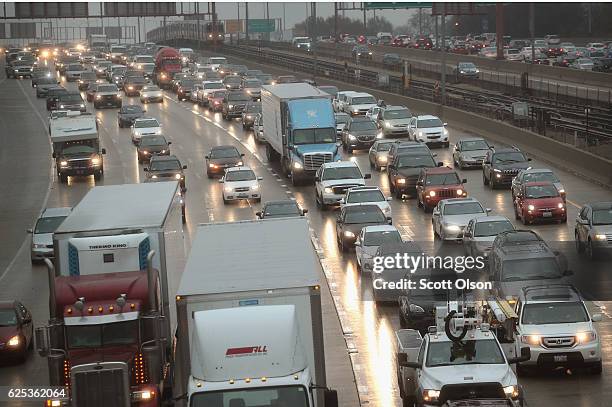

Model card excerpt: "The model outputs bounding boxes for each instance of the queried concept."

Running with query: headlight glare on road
[344,231,355,238]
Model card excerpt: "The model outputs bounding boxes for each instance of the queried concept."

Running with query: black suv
[482,147,531,189]
[144,155,187,191]
[341,117,379,153]
[388,152,442,199]
[222,91,251,120]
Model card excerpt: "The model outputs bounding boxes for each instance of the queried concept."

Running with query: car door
[463,219,475,255]
[336,208,346,240]
[432,201,443,232]
[511,171,524,198]
[483,150,492,179]
[355,228,365,264]
[17,302,32,344]
[453,141,461,163]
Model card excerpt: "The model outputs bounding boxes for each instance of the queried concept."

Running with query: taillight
[132,352,148,384]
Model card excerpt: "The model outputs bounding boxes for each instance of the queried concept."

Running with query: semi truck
[35,182,186,406]
[49,112,106,183]
[262,83,340,186]
[173,217,338,407]
[154,47,182,89]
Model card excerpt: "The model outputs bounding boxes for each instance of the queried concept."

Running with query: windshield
[98,85,117,92]
[35,216,67,234]
[211,148,240,158]
[293,128,336,144]
[322,166,362,180]
[227,93,251,102]
[593,209,612,225]
[336,114,350,124]
[384,109,411,119]
[136,56,154,63]
[38,78,57,84]
[190,385,309,407]
[180,80,197,88]
[376,142,393,152]
[122,106,143,114]
[296,38,310,44]
[226,170,256,182]
[0,309,17,326]
[59,94,83,104]
[426,173,461,185]
[349,121,377,131]
[522,302,588,325]
[458,64,476,71]
[474,220,514,237]
[364,230,402,246]
[225,76,242,84]
[264,203,301,217]
[347,189,385,203]
[525,184,559,198]
[397,155,436,168]
[150,159,181,171]
[112,67,126,74]
[209,57,226,64]
[426,339,505,367]
[142,86,160,92]
[493,152,527,163]
[80,72,96,80]
[207,72,222,80]
[502,257,563,281]
[461,140,489,151]
[442,202,483,216]
[67,65,83,71]
[345,207,386,224]
[351,96,376,105]
[244,80,261,87]
[111,46,127,53]
[417,118,443,128]
[140,136,167,146]
[61,140,96,155]
[66,320,138,349]
[212,91,227,98]
[127,77,146,84]
[135,120,159,128]
[205,83,224,89]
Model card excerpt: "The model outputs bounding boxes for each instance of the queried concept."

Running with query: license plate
[553,355,567,362]
[542,212,552,217]
[238,193,248,198]
[75,170,84,175]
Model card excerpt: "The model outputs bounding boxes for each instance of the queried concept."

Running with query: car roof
[41,207,72,218]
[349,116,375,122]
[416,114,440,120]
[348,92,374,98]
[0,301,17,309]
[211,145,238,151]
[322,161,360,168]
[362,225,399,233]
[522,168,553,174]
[264,200,299,207]
[384,105,409,111]
[378,241,422,255]
[134,117,158,123]
[523,181,556,187]
[225,165,253,173]
[343,203,382,212]
[442,197,480,205]
[472,215,510,223]
[347,186,382,193]
[521,284,582,303]
[459,137,486,143]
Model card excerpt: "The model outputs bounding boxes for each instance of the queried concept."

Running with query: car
[408,115,449,147]
[256,73,275,85]
[371,241,426,303]
[333,91,359,113]
[482,147,532,189]
[575,202,612,259]
[343,92,378,116]
[242,78,262,100]
[35,77,60,98]
[341,117,379,153]
[57,92,86,112]
[545,34,561,45]
[241,102,261,130]
[31,68,54,87]
[571,58,594,71]
[462,215,515,259]
[334,112,350,138]
[365,105,384,122]
[143,155,187,192]
[387,140,435,167]
[170,73,193,92]
[315,161,371,210]
[335,204,390,252]
[0,301,34,363]
[432,197,490,241]
[222,75,242,91]
[85,82,99,102]
[511,168,565,202]
[416,167,468,212]
[586,42,606,52]
[505,48,523,61]
[382,53,402,68]
[219,166,262,203]
[318,85,339,98]
[117,105,146,128]
[93,83,122,109]
[378,105,412,137]
[520,47,547,62]
[205,145,245,177]
[136,134,171,163]
[94,60,112,78]
[77,71,97,91]
[222,91,251,120]
[64,63,85,82]
[256,200,307,219]
[140,85,164,103]
[388,152,442,199]
[341,186,392,220]
[452,137,491,169]
[196,81,225,106]
[553,55,578,68]
[242,69,264,79]
[368,139,395,171]
[355,225,402,272]
[176,78,198,101]
[123,75,147,96]
[229,64,248,77]
[351,45,373,60]
[131,117,162,144]
[45,86,69,110]
[28,207,72,263]
[208,90,227,112]
[592,57,612,72]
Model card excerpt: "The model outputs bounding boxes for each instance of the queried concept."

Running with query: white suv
[515,285,602,375]
[343,92,378,116]
[315,161,371,210]
[408,115,449,148]
[219,166,263,203]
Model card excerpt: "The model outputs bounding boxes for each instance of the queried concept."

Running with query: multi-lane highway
[1,46,611,407]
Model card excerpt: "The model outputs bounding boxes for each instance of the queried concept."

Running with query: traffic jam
[1,29,612,407]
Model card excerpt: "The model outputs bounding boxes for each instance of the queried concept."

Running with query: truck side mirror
[35,326,50,357]
[324,389,339,407]
[167,141,172,145]
[101,148,106,154]
[302,209,308,215]
[592,313,603,322]
[364,173,371,179]
[143,168,149,172]
[240,153,245,157]
[256,211,262,218]
[462,178,467,183]
[205,155,209,159]
[27,228,33,233]
[437,162,444,167]
[399,360,421,369]
[183,165,188,169]
[508,347,531,364]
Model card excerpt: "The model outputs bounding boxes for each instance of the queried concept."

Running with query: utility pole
[587,3,592,36]
[440,13,446,105]
[137,17,141,43]
[334,2,338,42]
[245,2,249,42]
[363,8,367,33]
[237,3,240,45]
[212,2,218,51]
[419,8,422,36]
[311,2,317,39]
[495,2,504,60]
[266,2,270,41]
[529,2,535,64]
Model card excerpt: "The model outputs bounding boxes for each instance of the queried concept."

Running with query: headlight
[91,157,100,165]
[576,331,597,344]
[456,189,464,195]
[409,304,425,313]
[236,161,243,166]
[229,104,234,109]
[396,178,406,184]
[348,134,356,140]
[558,203,564,209]
[445,224,461,232]
[293,162,303,169]
[324,187,333,194]
[378,155,387,162]
[161,73,167,79]
[209,163,216,168]
[160,150,166,154]
[443,128,449,136]
[117,93,122,98]
[175,173,182,180]
[143,150,149,155]
[224,186,233,193]
[527,204,535,211]
[59,105,65,109]
[503,385,520,399]
[595,234,607,241]
[252,184,259,190]
[60,161,68,167]
[128,86,134,90]
[385,122,392,128]
[96,95,101,99]
[7,335,20,347]
[422,389,440,403]
[428,191,436,197]
[376,132,383,139]
[131,390,154,401]
[151,175,158,179]
[33,243,47,249]
[80,104,85,108]
[344,231,355,238]
[558,188,565,194]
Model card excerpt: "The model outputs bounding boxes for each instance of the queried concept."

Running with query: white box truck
[89,34,108,49]
[173,217,338,407]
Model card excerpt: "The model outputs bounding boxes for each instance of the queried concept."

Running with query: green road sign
[364,2,432,9]
[247,19,275,33]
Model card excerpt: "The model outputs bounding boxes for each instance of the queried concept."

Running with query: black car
[382,53,402,68]
[137,135,171,163]
[35,77,60,98]
[593,58,612,72]
[241,102,262,130]
[144,155,187,192]
[205,145,245,177]
[57,92,86,112]
[222,91,251,120]
[388,152,442,199]
[45,86,69,110]
[482,147,532,189]
[341,117,379,153]
[0,301,34,364]
[118,105,146,128]
[256,200,307,219]
[123,76,147,96]
[336,204,390,252]
[223,75,242,91]
[78,71,98,91]
[177,79,198,101]
[352,45,373,60]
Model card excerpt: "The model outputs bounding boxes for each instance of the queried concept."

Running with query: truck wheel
[482,172,489,186]
[59,173,68,183]
[402,396,416,407]
[591,361,603,375]
[291,170,300,186]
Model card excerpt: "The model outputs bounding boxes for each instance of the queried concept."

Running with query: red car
[514,182,567,224]
[416,166,468,212]
[0,301,33,363]
[208,90,227,112]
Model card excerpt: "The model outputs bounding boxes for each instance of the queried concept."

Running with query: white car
[28,207,72,263]
[504,48,522,61]
[462,215,515,258]
[379,106,412,137]
[571,58,594,71]
[341,186,393,220]
[586,42,605,52]
[315,161,371,210]
[515,285,602,375]
[140,85,164,103]
[220,166,262,203]
[343,92,378,116]
[333,90,358,113]
[520,47,546,61]
[131,117,162,144]
[408,115,449,147]
[355,225,402,272]
[432,197,490,240]
[206,56,228,71]
[65,64,86,82]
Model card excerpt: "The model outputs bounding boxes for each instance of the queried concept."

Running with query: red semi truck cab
[154,47,182,89]
[37,258,167,407]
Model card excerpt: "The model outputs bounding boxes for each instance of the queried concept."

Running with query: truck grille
[303,153,333,171]
[542,336,576,348]
[357,135,375,142]
[439,382,505,404]
[332,184,360,195]
[72,362,130,407]
[68,159,93,169]
[235,187,250,192]
[435,189,456,198]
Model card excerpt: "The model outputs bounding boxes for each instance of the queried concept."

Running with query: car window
[425,173,461,185]
[135,119,159,128]
[522,302,589,325]
[122,105,144,113]
[210,148,240,158]
[150,159,181,171]
[349,121,377,131]
[140,136,167,146]
[524,184,559,199]
[347,189,385,203]
[351,96,377,105]
[460,140,489,151]
[322,166,362,181]
[473,220,514,237]
[592,208,612,225]
[396,155,436,168]
[343,207,386,224]
[0,308,18,326]
[225,170,256,182]
[363,230,402,246]
[417,118,443,128]
[376,142,393,152]
[35,216,67,234]
[383,109,411,119]
[443,202,484,215]
[264,203,301,217]
[492,152,527,164]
